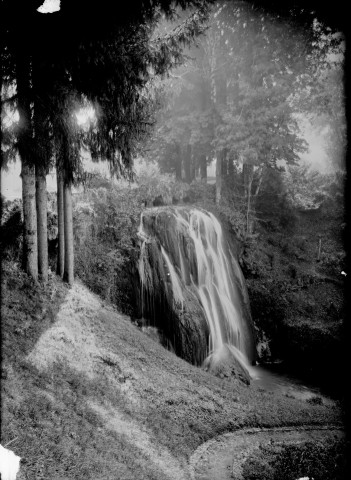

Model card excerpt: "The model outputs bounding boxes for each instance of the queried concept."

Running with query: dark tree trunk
[216,149,228,205]
[243,163,254,236]
[63,180,74,285]
[200,154,207,183]
[36,166,48,283]
[228,156,234,176]
[190,146,196,182]
[21,163,38,280]
[215,154,222,205]
[17,52,38,280]
[184,144,192,184]
[221,148,228,177]
[32,46,51,283]
[56,168,65,277]
[174,143,182,180]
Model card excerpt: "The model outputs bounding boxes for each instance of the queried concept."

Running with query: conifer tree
[2,0,211,283]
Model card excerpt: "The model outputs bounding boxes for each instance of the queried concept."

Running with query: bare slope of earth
[1,261,344,479]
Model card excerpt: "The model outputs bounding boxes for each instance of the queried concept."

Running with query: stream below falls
[251,362,341,405]
[252,365,330,402]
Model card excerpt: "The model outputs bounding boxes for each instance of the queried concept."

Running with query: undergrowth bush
[242,439,349,480]
[1,193,59,268]
[73,169,191,314]
[0,197,23,261]
[135,160,189,205]
[74,183,141,314]
[187,180,215,204]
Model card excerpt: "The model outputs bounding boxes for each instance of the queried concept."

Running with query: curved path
[188,424,345,480]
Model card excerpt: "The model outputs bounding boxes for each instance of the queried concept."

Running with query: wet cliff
[135,206,256,375]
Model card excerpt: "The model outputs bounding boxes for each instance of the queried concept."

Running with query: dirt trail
[188,425,345,480]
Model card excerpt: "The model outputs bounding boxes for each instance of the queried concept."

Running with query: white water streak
[187,209,243,356]
[138,207,250,363]
[161,246,184,310]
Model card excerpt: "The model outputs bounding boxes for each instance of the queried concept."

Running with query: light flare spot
[75,106,96,127]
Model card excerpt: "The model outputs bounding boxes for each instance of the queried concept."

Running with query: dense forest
[1,1,349,479]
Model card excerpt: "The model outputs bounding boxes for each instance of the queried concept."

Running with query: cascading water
[137,206,256,381]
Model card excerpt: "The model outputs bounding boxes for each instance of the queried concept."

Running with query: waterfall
[137,206,256,379]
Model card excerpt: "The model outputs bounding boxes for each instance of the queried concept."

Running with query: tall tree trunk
[189,146,196,182]
[56,169,65,277]
[246,165,264,236]
[32,48,50,283]
[21,163,38,280]
[215,154,222,205]
[228,156,234,176]
[16,52,38,280]
[200,154,207,182]
[246,179,252,235]
[36,167,48,283]
[184,144,192,184]
[210,33,228,206]
[221,148,228,177]
[216,149,227,205]
[63,180,74,285]
[209,42,217,105]
[253,167,264,201]
[174,144,182,180]
[243,163,254,236]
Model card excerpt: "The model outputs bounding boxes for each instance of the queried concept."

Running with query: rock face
[136,206,256,376]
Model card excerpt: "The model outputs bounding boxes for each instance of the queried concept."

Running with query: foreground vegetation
[243,438,348,480]
[1,257,344,479]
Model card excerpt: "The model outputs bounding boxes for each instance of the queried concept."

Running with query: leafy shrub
[257,168,297,233]
[73,181,141,314]
[243,439,349,480]
[135,160,189,205]
[284,166,345,212]
[0,198,23,260]
[218,202,247,241]
[187,180,215,204]
[272,440,348,480]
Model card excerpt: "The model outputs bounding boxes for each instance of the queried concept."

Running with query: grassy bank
[1,260,344,479]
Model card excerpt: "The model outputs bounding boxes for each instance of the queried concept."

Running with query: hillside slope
[1,261,343,479]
